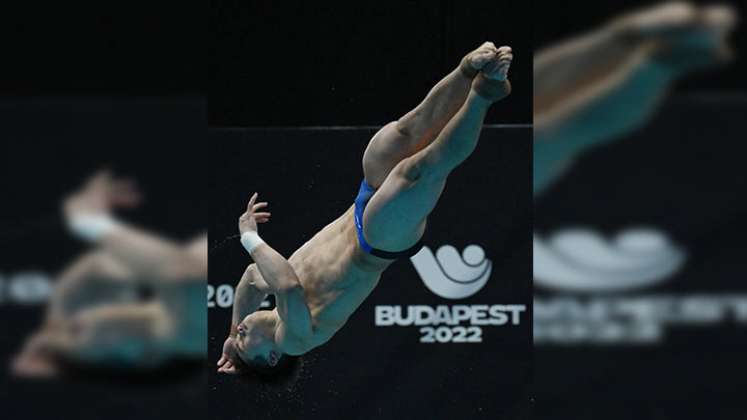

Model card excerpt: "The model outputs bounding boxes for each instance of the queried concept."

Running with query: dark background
[0,98,207,419]
[209,127,533,420]
[209,0,533,126]
[0,2,203,96]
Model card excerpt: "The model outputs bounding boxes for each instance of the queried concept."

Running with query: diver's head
[234,311,281,367]
[229,311,303,388]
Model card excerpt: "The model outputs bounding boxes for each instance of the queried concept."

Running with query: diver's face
[236,315,280,367]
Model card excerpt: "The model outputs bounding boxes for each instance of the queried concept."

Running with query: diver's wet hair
[232,354,303,389]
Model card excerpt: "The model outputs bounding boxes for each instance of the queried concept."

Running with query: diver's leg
[533,3,737,193]
[362,43,509,188]
[11,330,66,377]
[363,59,511,251]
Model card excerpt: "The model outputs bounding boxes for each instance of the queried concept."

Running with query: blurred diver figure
[534,1,737,193]
[12,171,206,377]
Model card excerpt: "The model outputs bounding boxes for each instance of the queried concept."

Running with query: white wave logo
[534,228,686,293]
[411,244,492,299]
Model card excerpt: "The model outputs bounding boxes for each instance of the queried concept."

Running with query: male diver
[218,42,514,373]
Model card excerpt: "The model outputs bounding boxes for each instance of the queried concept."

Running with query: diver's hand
[63,170,141,220]
[11,329,76,378]
[238,192,271,235]
[217,336,240,375]
[10,334,60,378]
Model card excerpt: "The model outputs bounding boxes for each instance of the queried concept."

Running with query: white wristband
[240,231,264,254]
[67,213,121,242]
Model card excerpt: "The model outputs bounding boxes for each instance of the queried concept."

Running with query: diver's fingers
[247,192,258,210]
[253,202,268,211]
[217,360,233,372]
[86,169,113,190]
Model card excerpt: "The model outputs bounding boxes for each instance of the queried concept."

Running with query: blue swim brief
[353,179,424,259]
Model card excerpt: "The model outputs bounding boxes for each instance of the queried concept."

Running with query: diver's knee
[391,157,419,183]
[393,117,414,137]
[396,109,430,139]
[397,151,450,184]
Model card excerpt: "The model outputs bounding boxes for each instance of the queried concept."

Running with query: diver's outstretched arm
[64,170,206,279]
[230,264,269,334]
[238,193,313,340]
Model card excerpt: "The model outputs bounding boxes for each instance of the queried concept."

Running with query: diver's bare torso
[263,206,395,351]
